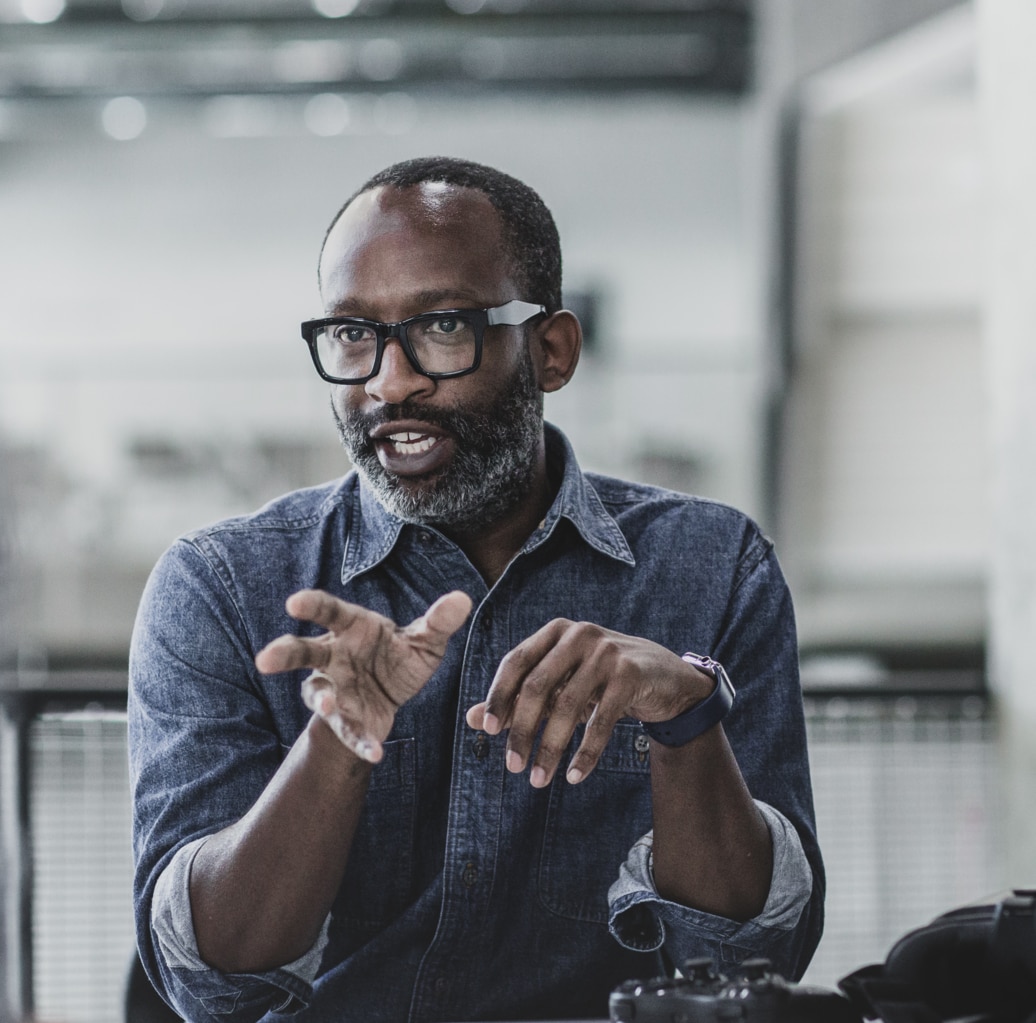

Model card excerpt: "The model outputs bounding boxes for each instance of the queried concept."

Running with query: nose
[364,336,435,404]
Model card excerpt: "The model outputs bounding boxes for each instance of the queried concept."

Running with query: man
[129,156,823,1023]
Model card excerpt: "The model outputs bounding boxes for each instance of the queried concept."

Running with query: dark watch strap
[641,653,736,747]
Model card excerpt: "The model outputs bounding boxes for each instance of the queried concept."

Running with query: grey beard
[332,357,544,532]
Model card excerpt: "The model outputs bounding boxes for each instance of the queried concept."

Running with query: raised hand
[257,589,473,763]
[465,619,713,787]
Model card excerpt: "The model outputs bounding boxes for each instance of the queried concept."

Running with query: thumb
[408,590,473,647]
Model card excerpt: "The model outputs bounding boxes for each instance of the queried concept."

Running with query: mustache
[344,402,482,442]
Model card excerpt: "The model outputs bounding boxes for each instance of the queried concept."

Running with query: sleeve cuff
[607,800,813,953]
[151,836,330,984]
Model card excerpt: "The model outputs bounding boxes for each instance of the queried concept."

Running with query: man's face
[320,182,545,532]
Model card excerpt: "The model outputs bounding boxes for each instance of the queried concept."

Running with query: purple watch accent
[641,653,736,747]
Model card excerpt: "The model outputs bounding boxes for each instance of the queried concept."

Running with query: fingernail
[530,766,547,788]
[566,767,583,785]
[506,750,523,773]
[483,713,499,734]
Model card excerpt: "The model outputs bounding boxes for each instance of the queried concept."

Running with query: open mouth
[386,431,439,455]
[370,422,454,477]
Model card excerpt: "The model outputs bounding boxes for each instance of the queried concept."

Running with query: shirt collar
[341,422,635,586]
[536,423,635,566]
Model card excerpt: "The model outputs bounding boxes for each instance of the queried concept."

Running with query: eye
[332,323,375,344]
[426,315,467,335]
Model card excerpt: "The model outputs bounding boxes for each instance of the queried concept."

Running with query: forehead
[319,182,516,312]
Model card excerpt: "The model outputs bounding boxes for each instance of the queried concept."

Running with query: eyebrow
[329,289,491,318]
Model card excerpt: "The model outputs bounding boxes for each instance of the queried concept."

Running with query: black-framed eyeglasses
[301,299,546,384]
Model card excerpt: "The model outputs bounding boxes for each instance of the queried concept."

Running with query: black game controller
[609,957,862,1022]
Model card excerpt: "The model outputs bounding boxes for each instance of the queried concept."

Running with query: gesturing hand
[256,589,473,763]
[465,619,713,788]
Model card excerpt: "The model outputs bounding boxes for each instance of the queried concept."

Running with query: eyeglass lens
[314,312,478,380]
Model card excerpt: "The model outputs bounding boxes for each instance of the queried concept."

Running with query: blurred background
[1,0,1035,1019]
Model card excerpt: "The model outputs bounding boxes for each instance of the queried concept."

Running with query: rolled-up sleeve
[608,801,813,973]
[606,527,825,981]
[129,537,316,1022]
[149,837,328,1019]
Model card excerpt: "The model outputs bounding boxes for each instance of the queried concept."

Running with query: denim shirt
[128,424,824,1023]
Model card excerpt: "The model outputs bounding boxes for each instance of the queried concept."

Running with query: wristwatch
[641,653,736,747]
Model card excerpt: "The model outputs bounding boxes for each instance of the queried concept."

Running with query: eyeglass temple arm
[486,300,546,326]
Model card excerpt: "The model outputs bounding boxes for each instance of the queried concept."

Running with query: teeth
[387,432,437,454]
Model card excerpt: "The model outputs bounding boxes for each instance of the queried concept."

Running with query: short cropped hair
[321,156,563,313]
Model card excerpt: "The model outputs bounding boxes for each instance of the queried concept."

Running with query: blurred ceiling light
[20,0,65,23]
[273,40,352,84]
[444,0,487,14]
[304,92,351,135]
[101,96,147,140]
[357,39,404,82]
[121,0,165,21]
[373,91,416,134]
[311,0,360,17]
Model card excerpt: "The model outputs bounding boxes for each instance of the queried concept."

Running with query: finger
[563,700,624,785]
[465,701,487,730]
[484,619,571,738]
[285,589,387,634]
[527,666,604,788]
[403,591,473,653]
[323,709,383,764]
[501,633,587,776]
[255,633,331,675]
[306,685,383,763]
[300,669,333,710]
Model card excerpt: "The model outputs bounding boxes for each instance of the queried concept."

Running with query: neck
[443,451,555,586]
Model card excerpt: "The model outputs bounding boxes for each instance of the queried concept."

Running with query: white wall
[777,8,987,651]
[0,90,768,656]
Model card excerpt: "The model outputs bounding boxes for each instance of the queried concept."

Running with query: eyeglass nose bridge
[366,323,428,382]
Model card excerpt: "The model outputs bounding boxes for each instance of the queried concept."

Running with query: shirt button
[417,530,433,545]
[462,862,478,887]
[481,609,493,628]
[434,977,448,995]
[472,733,490,760]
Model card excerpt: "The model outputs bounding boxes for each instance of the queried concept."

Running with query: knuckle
[520,670,553,699]
[495,649,527,682]
[571,746,602,772]
[585,709,619,744]
[506,725,533,748]
[535,739,565,764]
[551,687,584,717]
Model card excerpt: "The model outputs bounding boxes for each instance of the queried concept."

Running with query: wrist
[641,654,735,748]
[306,713,377,775]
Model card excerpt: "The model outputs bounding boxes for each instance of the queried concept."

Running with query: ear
[531,310,582,394]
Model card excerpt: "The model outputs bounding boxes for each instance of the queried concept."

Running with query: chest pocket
[538,720,652,923]
[331,737,417,942]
